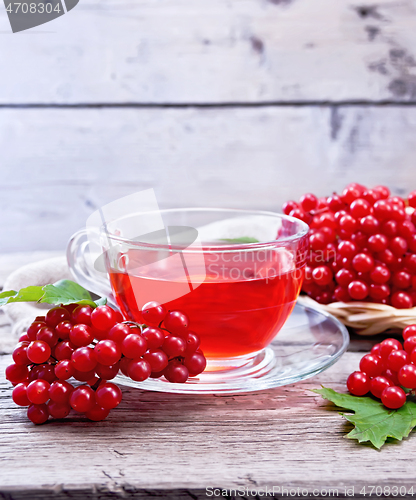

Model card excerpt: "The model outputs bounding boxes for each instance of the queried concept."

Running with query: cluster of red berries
[347,325,416,409]
[5,302,206,424]
[283,183,416,308]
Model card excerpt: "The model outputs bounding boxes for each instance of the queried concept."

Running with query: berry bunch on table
[6,302,207,424]
[347,325,416,409]
[283,184,416,308]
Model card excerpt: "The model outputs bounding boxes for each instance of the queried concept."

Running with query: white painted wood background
[1,0,416,252]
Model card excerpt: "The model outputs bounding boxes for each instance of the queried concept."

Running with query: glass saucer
[115,302,349,394]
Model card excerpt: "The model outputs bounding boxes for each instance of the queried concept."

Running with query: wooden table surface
[0,256,415,499]
[3,0,416,255]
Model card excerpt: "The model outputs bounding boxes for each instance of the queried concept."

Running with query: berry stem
[121,321,143,333]
[91,378,103,391]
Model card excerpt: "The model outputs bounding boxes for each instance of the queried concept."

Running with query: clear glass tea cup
[67,208,309,375]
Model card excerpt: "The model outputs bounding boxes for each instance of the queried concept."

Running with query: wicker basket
[297,295,416,335]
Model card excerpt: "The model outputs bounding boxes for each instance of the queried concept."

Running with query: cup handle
[66,229,115,304]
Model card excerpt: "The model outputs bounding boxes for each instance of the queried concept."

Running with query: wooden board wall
[1,0,416,252]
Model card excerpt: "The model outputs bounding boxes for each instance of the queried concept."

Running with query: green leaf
[40,280,92,306]
[313,387,416,449]
[0,280,105,308]
[0,286,44,306]
[0,290,18,306]
[220,237,260,244]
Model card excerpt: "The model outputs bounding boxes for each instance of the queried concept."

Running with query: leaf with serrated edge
[41,280,92,305]
[313,387,416,449]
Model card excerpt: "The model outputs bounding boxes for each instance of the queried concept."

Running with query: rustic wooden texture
[2,343,416,498]
[0,256,414,499]
[2,106,416,253]
[1,0,416,104]
[1,0,416,253]
[1,1,416,494]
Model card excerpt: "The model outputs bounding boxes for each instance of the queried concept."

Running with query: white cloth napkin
[2,255,70,345]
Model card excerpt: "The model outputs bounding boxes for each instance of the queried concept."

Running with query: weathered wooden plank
[1,348,415,496]
[1,106,416,253]
[0,488,213,500]
[0,255,409,498]
[1,0,416,103]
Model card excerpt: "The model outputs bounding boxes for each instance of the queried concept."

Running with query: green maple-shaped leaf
[313,387,416,449]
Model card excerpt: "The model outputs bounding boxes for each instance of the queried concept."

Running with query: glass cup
[67,208,309,377]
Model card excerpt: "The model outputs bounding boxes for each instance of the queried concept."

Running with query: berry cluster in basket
[347,325,416,409]
[283,184,416,307]
[5,302,206,424]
